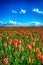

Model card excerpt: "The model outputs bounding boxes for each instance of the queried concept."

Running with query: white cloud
[11,10,17,13]
[18,22,21,25]
[9,20,17,24]
[19,9,26,14]
[30,22,41,25]
[9,20,22,26]
[0,21,8,25]
[11,9,26,14]
[20,21,43,26]
[32,8,43,14]
[0,21,3,24]
[28,21,43,26]
[0,20,43,27]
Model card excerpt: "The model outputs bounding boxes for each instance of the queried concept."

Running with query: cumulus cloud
[0,21,8,25]
[29,21,43,26]
[21,21,43,26]
[11,10,17,13]
[32,8,43,14]
[19,9,26,14]
[11,9,26,14]
[0,21,3,24]
[9,20,17,24]
[0,20,43,27]
[9,20,21,26]
[30,22,41,25]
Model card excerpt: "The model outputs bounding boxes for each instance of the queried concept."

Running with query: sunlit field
[0,27,43,65]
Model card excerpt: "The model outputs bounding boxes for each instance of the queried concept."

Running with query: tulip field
[0,27,43,65]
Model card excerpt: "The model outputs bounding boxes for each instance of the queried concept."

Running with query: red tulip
[36,47,39,52]
[37,52,42,59]
[14,43,17,48]
[40,55,43,61]
[34,37,38,42]
[9,39,12,44]
[3,42,7,47]
[18,44,21,49]
[31,42,35,47]
[14,39,18,43]
[21,46,24,51]
[18,39,22,44]
[26,44,32,50]
[5,36,8,40]
[26,36,28,39]
[20,30,24,34]
[3,58,8,64]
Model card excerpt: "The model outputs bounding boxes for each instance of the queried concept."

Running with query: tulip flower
[40,55,43,61]
[26,44,32,50]
[3,42,7,47]
[18,44,21,49]
[14,43,17,48]
[9,39,12,44]
[26,35,28,39]
[14,39,18,43]
[36,47,39,52]
[5,36,8,40]
[3,58,8,64]
[18,39,22,44]
[21,46,24,51]
[31,42,35,47]
[37,52,42,59]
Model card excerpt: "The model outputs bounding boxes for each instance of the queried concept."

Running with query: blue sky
[0,0,43,26]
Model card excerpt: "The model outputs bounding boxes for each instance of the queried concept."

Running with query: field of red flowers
[0,27,43,65]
